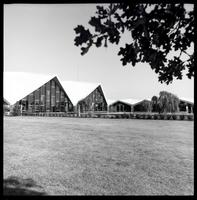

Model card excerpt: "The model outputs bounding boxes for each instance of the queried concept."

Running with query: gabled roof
[109,98,141,106]
[179,97,194,104]
[61,81,100,106]
[4,72,54,105]
[179,98,194,105]
[132,99,151,106]
[4,98,10,105]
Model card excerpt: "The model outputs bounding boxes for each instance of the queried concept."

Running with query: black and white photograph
[3,3,194,196]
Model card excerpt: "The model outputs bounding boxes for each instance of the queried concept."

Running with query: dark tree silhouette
[158,91,180,113]
[74,3,194,84]
[151,95,159,112]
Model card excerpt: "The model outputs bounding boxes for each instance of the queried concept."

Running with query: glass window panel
[46,82,50,111]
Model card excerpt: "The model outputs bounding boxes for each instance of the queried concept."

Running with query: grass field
[3,116,193,195]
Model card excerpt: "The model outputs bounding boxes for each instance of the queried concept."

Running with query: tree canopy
[157,91,180,113]
[151,95,159,112]
[74,3,194,84]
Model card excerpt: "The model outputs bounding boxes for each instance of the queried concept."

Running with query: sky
[3,4,194,102]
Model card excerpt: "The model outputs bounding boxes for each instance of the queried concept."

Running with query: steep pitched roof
[4,98,10,105]
[4,72,54,105]
[61,81,100,106]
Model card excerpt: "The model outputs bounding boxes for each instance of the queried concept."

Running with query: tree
[158,91,180,113]
[142,100,152,112]
[74,3,194,84]
[151,95,159,112]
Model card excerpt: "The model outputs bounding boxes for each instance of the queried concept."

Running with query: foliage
[158,91,180,113]
[74,3,194,84]
[10,106,19,116]
[188,115,193,120]
[151,96,159,112]
[142,100,152,112]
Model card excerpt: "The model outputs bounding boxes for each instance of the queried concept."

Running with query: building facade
[4,98,10,114]
[13,77,73,115]
[179,99,194,113]
[133,99,152,112]
[77,85,108,114]
[109,101,132,112]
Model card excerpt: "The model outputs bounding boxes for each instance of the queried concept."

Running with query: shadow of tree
[3,176,47,196]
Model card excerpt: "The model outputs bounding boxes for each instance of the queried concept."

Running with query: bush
[122,114,129,119]
[115,114,119,119]
[147,114,152,119]
[153,114,158,120]
[159,114,165,120]
[167,115,172,120]
[129,114,134,119]
[188,115,194,120]
[180,115,185,120]
[172,115,177,120]
[121,114,126,118]
[135,114,140,119]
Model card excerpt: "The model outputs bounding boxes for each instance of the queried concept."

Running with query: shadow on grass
[3,176,47,196]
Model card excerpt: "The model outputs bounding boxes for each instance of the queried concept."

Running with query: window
[60,91,65,112]
[55,85,60,111]
[46,82,50,111]
[51,80,55,108]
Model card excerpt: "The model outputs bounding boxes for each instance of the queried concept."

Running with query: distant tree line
[137,91,180,113]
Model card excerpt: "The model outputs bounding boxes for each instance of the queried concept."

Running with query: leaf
[95,37,103,47]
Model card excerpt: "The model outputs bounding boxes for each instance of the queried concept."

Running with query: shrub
[153,114,158,120]
[147,114,151,119]
[175,115,180,120]
[129,114,134,119]
[180,115,185,120]
[121,114,125,118]
[163,115,167,120]
[159,114,165,120]
[172,115,177,120]
[115,115,119,119]
[126,114,129,119]
[135,114,140,119]
[188,115,194,121]
[167,114,172,120]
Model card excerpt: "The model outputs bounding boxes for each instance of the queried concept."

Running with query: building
[109,100,132,112]
[4,72,73,115]
[61,81,108,115]
[109,99,140,112]
[133,99,152,112]
[3,98,10,114]
[179,99,194,113]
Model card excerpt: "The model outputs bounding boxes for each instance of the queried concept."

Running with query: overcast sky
[4,4,194,102]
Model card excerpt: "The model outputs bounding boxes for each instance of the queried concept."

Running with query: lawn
[3,116,194,195]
